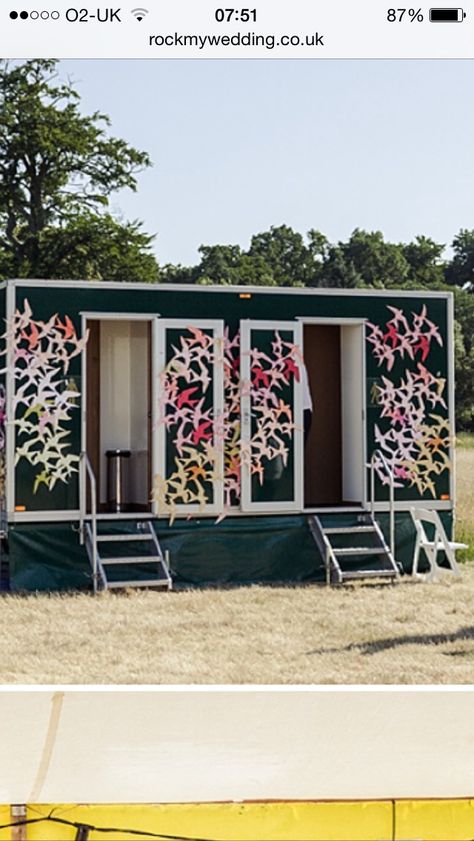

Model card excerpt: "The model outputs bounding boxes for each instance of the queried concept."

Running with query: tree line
[0,60,472,429]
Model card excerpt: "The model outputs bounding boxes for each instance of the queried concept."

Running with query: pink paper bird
[192,420,213,445]
[383,323,400,349]
[186,326,209,348]
[412,334,431,362]
[411,304,428,331]
[282,357,300,382]
[387,306,410,332]
[176,387,200,409]
[251,366,270,389]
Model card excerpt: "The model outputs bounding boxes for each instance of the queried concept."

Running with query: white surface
[341,324,365,503]
[0,690,473,803]
[301,363,313,413]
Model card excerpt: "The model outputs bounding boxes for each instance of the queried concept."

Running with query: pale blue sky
[60,59,474,266]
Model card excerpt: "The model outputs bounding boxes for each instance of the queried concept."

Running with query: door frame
[81,312,157,514]
[296,317,368,509]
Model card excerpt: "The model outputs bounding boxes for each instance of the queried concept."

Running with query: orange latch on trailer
[239,293,252,299]
[14,505,26,511]
[440,494,450,500]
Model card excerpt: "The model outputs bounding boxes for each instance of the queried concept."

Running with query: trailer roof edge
[5,278,454,300]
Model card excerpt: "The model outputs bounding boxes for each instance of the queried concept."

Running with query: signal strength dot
[131,7,148,21]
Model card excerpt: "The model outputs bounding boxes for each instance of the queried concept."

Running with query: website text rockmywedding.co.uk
[147,29,325,50]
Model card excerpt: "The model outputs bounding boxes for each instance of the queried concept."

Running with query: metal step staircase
[85,520,172,593]
[307,447,402,586]
[80,452,172,594]
[309,512,401,585]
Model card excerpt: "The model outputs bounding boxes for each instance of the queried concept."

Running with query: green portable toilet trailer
[0,279,455,591]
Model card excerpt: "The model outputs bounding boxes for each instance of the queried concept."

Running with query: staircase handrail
[368,449,395,560]
[79,451,98,592]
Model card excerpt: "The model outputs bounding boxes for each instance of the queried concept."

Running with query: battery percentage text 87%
[387,8,424,20]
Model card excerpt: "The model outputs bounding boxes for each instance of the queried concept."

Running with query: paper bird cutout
[367,305,450,497]
[0,299,88,492]
[367,304,444,372]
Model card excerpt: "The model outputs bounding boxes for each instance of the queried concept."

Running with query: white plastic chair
[411,508,467,581]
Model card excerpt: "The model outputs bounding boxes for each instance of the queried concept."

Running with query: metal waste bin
[106,449,131,513]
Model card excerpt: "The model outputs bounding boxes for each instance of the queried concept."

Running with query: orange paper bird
[56,315,76,340]
[275,399,293,421]
[21,322,40,350]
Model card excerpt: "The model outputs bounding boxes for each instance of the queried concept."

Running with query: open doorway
[86,318,152,513]
[303,321,366,508]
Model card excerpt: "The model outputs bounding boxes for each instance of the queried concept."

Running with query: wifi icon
[131,7,148,21]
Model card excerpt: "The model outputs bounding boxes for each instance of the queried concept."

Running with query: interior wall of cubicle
[85,317,152,512]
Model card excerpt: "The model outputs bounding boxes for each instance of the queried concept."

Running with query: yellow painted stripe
[18,799,474,841]
[0,806,12,841]
[396,798,474,840]
[26,802,392,840]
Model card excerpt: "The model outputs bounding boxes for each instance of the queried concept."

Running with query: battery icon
[429,8,466,20]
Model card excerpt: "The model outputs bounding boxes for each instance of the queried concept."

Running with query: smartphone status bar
[1,0,473,58]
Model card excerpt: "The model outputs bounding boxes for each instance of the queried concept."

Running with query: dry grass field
[1,573,474,684]
[0,438,472,686]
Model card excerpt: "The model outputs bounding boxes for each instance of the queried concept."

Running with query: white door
[153,319,225,519]
[240,320,303,513]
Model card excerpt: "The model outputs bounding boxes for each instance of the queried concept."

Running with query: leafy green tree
[318,245,363,289]
[307,229,330,263]
[158,262,196,284]
[445,229,474,291]
[181,226,330,288]
[452,288,474,430]
[248,224,322,287]
[197,244,247,284]
[34,214,159,282]
[0,59,157,280]
[338,229,411,289]
[402,235,445,288]
[195,244,277,286]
